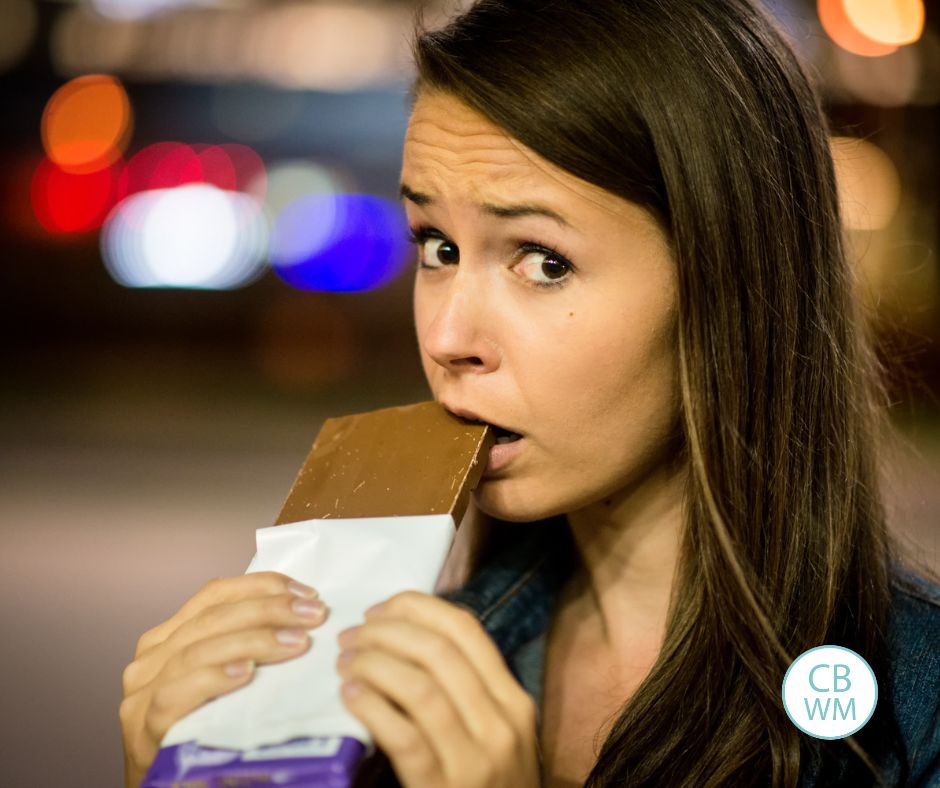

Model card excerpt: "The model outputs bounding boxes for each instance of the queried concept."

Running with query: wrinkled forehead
[401,91,620,216]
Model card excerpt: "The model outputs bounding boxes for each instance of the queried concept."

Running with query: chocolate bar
[275,400,495,524]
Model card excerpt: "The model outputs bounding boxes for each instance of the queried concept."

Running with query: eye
[515,245,574,289]
[405,225,575,290]
[406,228,459,266]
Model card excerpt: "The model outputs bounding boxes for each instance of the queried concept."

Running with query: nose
[418,270,500,373]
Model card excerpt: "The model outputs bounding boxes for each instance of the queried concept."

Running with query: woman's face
[404,90,681,522]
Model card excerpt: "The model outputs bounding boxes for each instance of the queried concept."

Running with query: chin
[472,482,569,523]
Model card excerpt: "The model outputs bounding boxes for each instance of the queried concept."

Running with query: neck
[563,455,687,655]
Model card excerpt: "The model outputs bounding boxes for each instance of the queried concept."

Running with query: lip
[440,401,523,436]
[484,435,525,477]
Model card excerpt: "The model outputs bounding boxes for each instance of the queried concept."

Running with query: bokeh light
[41,74,132,174]
[818,0,898,57]
[192,144,236,192]
[269,193,410,293]
[0,0,37,74]
[118,142,202,197]
[215,144,267,203]
[842,0,925,47]
[116,142,266,203]
[101,184,269,289]
[31,157,123,234]
[256,159,351,219]
[830,136,902,231]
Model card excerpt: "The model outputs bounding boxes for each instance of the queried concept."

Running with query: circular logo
[782,645,877,739]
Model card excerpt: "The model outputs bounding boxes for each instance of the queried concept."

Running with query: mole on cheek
[569,312,574,317]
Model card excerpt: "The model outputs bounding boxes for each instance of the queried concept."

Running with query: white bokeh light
[142,185,237,286]
[102,184,269,289]
[253,159,352,218]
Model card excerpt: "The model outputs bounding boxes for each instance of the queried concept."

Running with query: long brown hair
[403,0,936,785]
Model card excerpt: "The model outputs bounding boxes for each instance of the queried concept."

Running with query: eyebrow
[399,182,571,229]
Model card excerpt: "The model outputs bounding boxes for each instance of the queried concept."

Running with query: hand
[119,572,329,788]
[335,590,540,788]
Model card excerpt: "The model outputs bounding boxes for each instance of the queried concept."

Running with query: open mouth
[491,425,523,445]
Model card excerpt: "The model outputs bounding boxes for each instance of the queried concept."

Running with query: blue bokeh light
[270,192,410,292]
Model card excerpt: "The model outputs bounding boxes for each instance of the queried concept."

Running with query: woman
[120,1,940,786]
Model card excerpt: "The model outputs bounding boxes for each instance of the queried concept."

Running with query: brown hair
[399,0,938,785]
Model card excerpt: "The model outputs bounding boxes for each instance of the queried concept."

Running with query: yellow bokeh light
[842,0,924,47]
[830,136,901,231]
[41,74,133,174]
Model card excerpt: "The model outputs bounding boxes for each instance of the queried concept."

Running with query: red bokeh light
[220,143,266,200]
[194,144,237,191]
[31,157,122,233]
[116,142,266,201]
[118,142,203,199]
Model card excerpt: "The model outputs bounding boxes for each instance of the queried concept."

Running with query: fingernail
[276,628,309,646]
[292,598,326,619]
[288,580,318,598]
[364,602,386,618]
[224,659,255,678]
[337,626,360,648]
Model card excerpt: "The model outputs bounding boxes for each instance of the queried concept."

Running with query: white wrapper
[160,514,457,753]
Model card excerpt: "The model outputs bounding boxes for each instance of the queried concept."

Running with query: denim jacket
[435,522,940,787]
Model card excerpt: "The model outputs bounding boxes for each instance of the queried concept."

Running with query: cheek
[530,302,673,414]
[472,298,680,520]
[531,300,680,471]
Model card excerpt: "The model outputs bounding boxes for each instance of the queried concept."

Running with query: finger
[158,624,314,685]
[128,592,327,690]
[141,658,260,751]
[135,572,317,657]
[367,592,534,726]
[340,618,513,744]
[339,680,442,788]
[338,648,495,786]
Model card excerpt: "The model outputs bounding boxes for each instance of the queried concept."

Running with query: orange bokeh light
[818,0,898,57]
[41,74,133,174]
[843,0,924,47]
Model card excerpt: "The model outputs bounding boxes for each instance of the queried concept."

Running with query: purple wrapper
[141,735,368,787]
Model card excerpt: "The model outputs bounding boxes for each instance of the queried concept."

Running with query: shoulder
[885,561,940,783]
[888,560,940,661]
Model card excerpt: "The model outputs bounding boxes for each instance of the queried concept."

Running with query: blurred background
[0,0,937,784]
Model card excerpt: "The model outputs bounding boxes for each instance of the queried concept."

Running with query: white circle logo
[781,645,878,739]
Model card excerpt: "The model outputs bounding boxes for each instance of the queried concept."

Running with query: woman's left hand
[335,590,541,788]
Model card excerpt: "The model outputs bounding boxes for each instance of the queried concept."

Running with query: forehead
[402,91,621,216]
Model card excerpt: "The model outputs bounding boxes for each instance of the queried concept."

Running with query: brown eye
[433,239,459,265]
[409,234,457,267]
[541,259,570,281]
[515,249,574,288]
